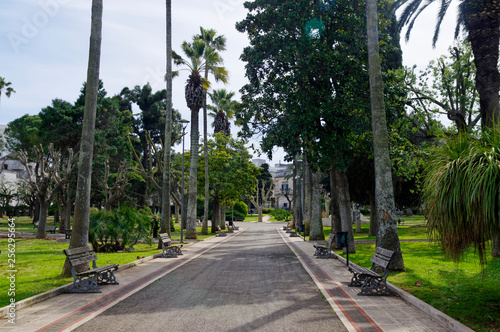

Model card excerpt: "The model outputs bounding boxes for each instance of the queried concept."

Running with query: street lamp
[179,119,189,244]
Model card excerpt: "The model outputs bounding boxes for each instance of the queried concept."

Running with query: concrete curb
[331,252,474,332]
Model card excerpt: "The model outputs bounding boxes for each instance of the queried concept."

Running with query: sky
[0,0,460,165]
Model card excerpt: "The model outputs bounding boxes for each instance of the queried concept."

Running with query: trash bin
[335,231,348,249]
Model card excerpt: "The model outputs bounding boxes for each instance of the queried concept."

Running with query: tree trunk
[463,5,500,129]
[492,236,500,258]
[329,167,342,233]
[212,197,219,233]
[303,157,312,235]
[366,0,404,270]
[33,198,40,224]
[63,199,72,232]
[66,0,103,276]
[220,205,226,230]
[161,0,173,237]
[334,168,355,253]
[186,107,199,239]
[369,188,378,237]
[36,200,50,239]
[174,203,179,224]
[309,170,324,241]
[293,156,301,229]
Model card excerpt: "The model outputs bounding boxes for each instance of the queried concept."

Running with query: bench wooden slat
[371,255,391,268]
[76,264,119,277]
[64,246,94,256]
[69,255,98,267]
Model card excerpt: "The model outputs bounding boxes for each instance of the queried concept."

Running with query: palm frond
[432,0,452,47]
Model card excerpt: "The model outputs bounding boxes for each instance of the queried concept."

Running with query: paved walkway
[0,222,472,332]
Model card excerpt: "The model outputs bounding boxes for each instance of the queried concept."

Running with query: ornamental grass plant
[422,129,500,264]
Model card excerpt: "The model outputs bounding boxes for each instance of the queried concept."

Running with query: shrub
[262,208,274,214]
[89,205,153,252]
[225,201,248,220]
[271,208,292,221]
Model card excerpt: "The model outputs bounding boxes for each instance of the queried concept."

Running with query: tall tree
[173,39,227,239]
[68,0,103,255]
[250,163,274,222]
[0,77,15,110]
[236,0,405,252]
[403,40,480,133]
[162,0,173,237]
[199,133,258,232]
[366,0,404,269]
[194,27,227,236]
[397,0,500,129]
[17,145,76,239]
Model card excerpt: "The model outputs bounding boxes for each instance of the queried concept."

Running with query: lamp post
[179,119,189,244]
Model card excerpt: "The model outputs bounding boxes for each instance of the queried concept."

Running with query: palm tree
[366,0,404,270]
[195,27,227,236]
[161,0,173,238]
[396,0,500,129]
[173,40,227,239]
[64,0,103,275]
[0,77,16,110]
[208,89,238,136]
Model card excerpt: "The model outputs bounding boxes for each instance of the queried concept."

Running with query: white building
[252,159,294,210]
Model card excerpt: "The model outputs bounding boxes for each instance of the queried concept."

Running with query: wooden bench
[348,247,395,296]
[226,223,234,233]
[283,220,293,231]
[313,233,335,259]
[216,226,227,237]
[33,222,58,234]
[65,229,72,239]
[159,233,183,258]
[63,246,119,293]
[235,217,244,222]
[397,218,405,225]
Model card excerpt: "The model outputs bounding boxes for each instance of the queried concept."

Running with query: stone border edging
[331,251,474,332]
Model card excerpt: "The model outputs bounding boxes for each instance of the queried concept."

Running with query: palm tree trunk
[161,0,173,237]
[366,0,404,270]
[465,17,500,128]
[202,69,209,235]
[69,0,102,250]
[186,107,199,239]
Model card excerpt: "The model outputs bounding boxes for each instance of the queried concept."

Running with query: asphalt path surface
[74,222,347,332]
